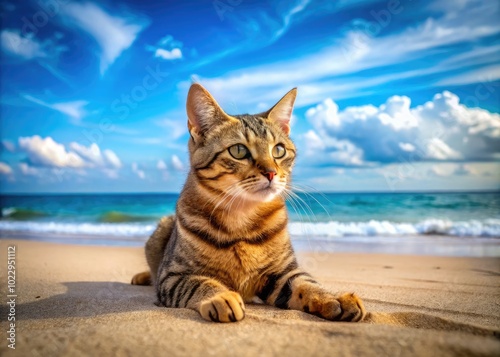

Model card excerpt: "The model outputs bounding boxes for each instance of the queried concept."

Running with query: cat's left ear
[264,88,297,135]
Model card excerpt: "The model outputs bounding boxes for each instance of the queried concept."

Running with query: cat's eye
[229,144,249,160]
[272,144,286,158]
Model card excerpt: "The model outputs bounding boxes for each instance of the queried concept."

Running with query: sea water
[1,192,498,241]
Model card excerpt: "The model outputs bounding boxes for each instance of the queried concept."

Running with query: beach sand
[0,239,498,356]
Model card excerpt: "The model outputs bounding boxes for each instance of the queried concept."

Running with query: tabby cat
[131,83,365,323]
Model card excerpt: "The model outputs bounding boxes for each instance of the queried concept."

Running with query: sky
[0,0,499,193]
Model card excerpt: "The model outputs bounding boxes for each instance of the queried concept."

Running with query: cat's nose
[261,169,276,182]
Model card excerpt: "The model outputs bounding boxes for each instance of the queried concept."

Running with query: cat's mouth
[248,181,283,201]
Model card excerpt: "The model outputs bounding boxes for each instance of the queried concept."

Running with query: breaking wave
[0,219,498,238]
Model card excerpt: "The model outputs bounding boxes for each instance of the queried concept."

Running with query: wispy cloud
[1,29,48,60]
[61,2,148,75]
[193,1,500,107]
[23,94,88,122]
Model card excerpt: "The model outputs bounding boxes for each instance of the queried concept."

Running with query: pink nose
[262,170,276,182]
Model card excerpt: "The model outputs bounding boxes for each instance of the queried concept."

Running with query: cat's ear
[264,88,297,135]
[186,83,233,141]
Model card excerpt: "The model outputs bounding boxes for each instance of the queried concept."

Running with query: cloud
[131,162,145,179]
[2,140,15,152]
[147,34,183,61]
[303,91,500,167]
[171,155,184,171]
[0,162,13,175]
[19,163,39,176]
[17,136,122,171]
[62,2,148,74]
[155,118,187,139]
[23,94,88,121]
[19,136,86,168]
[155,48,182,60]
[157,160,167,170]
[69,142,122,169]
[191,1,500,107]
[1,29,47,59]
[435,64,500,87]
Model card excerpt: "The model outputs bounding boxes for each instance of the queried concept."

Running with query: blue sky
[0,0,499,193]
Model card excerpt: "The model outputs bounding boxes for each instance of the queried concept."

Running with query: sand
[0,239,499,357]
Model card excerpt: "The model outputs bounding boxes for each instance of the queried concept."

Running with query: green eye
[229,144,249,159]
[272,144,286,158]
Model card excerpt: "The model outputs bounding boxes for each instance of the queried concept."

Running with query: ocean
[1,192,499,255]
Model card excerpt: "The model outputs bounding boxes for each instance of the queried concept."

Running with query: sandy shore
[0,239,499,356]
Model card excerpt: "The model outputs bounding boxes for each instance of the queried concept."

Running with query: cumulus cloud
[62,2,148,74]
[17,136,122,172]
[0,162,13,175]
[19,136,85,168]
[304,91,500,167]
[69,142,122,169]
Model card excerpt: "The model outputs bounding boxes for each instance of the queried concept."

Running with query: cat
[131,83,365,323]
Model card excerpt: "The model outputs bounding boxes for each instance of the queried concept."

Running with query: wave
[289,219,500,238]
[0,219,499,238]
[98,211,157,223]
[1,207,49,220]
[0,221,156,237]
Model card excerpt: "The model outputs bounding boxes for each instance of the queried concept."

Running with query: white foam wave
[0,219,498,238]
[289,219,500,238]
[0,221,156,237]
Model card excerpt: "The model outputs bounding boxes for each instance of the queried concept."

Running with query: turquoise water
[0,192,498,241]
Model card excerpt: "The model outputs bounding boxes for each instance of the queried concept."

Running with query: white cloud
[1,29,47,59]
[103,150,122,169]
[157,159,167,170]
[19,163,39,176]
[303,91,500,167]
[0,162,13,175]
[190,1,500,107]
[23,94,88,121]
[17,136,122,172]
[131,162,145,179]
[19,136,85,168]
[435,64,500,87]
[62,2,147,74]
[171,155,184,171]
[155,48,182,60]
[69,142,122,169]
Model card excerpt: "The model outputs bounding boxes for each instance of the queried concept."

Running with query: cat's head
[186,83,297,203]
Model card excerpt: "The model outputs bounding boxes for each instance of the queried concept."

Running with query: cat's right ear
[186,83,231,142]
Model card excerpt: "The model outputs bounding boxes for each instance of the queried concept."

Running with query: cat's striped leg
[259,267,365,322]
[157,271,245,323]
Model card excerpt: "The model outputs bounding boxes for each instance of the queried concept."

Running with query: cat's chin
[246,186,283,203]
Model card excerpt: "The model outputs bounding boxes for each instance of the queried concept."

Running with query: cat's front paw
[300,291,365,322]
[199,291,245,323]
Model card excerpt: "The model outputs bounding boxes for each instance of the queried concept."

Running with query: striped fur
[131,84,365,323]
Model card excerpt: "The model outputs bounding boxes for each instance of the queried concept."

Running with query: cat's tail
[131,215,175,286]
